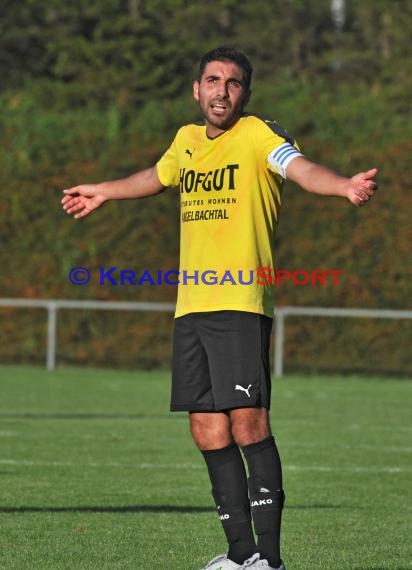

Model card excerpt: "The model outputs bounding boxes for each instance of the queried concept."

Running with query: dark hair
[198,47,253,91]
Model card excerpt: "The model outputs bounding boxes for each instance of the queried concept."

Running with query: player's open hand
[346,168,378,206]
[61,185,106,219]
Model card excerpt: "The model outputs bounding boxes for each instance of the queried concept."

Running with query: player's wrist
[97,181,116,203]
[341,178,353,201]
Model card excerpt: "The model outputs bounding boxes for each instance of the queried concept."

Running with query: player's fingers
[364,167,378,179]
[355,179,377,199]
[352,188,373,206]
[349,192,363,206]
[357,168,378,183]
[61,194,78,206]
[63,198,87,214]
[62,187,81,197]
[361,185,376,199]
[362,185,376,197]
[62,197,79,211]
[353,169,378,188]
[65,204,85,215]
[74,207,91,219]
[365,182,378,198]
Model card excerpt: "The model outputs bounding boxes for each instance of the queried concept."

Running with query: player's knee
[230,408,271,447]
[189,412,232,451]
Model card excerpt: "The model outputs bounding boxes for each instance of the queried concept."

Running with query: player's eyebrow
[204,74,244,86]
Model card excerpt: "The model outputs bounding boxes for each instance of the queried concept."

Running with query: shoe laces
[240,553,262,568]
[241,554,272,568]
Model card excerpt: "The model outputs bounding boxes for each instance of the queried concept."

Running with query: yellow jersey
[156,113,302,318]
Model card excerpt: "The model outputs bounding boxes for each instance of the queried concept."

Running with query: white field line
[3,433,411,453]
[0,459,410,474]
[285,442,412,453]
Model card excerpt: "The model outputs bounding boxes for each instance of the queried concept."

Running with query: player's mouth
[210,101,230,115]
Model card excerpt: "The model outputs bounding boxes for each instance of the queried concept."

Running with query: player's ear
[193,80,200,102]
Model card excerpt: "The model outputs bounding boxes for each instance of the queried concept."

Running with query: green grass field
[0,365,410,570]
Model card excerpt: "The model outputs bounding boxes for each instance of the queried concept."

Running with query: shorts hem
[215,400,270,412]
[170,403,213,412]
[170,401,270,412]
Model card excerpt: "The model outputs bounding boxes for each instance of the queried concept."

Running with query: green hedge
[0,75,411,374]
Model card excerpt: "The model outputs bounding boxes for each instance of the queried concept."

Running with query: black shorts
[171,310,273,412]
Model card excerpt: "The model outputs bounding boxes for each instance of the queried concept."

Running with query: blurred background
[0,0,411,374]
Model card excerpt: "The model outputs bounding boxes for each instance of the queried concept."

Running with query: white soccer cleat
[200,553,242,569]
[239,553,286,570]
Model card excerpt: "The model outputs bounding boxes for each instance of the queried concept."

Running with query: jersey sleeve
[253,117,303,179]
[267,142,303,179]
[156,134,180,188]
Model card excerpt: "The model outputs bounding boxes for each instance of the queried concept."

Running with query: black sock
[242,436,285,569]
[202,442,256,564]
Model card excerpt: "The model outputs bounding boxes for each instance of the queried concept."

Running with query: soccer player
[62,47,378,570]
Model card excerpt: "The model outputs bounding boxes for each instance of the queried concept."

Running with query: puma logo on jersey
[235,384,252,397]
[185,148,194,159]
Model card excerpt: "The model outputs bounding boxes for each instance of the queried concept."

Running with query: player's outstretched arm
[61,166,165,219]
[285,156,378,206]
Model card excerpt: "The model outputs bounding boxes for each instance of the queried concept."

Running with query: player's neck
[205,116,241,139]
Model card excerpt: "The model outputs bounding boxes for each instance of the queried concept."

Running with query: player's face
[193,60,251,138]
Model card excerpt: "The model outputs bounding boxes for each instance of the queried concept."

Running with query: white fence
[0,298,411,376]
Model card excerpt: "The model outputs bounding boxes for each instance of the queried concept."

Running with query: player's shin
[202,443,256,564]
[242,436,285,569]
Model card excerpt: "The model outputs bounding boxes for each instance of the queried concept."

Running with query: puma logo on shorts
[235,384,252,397]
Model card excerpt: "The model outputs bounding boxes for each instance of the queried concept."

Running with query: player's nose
[216,81,229,98]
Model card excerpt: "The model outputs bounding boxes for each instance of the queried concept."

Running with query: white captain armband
[267,142,303,179]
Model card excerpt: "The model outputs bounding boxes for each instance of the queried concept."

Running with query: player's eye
[228,80,241,88]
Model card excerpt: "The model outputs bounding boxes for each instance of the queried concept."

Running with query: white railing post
[47,302,57,371]
[274,309,285,378]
